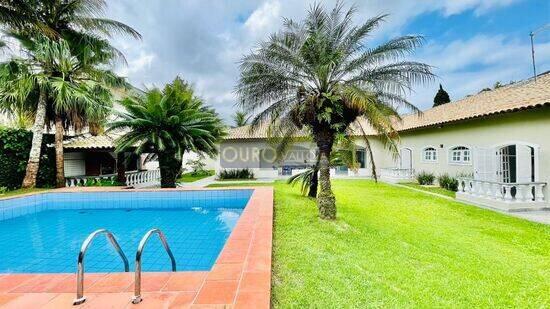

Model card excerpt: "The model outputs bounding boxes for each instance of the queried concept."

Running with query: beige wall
[218,140,317,170]
[218,108,550,196]
[365,107,550,197]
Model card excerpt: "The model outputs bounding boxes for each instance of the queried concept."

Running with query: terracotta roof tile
[63,131,126,149]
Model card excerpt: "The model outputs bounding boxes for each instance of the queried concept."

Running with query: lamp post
[530,24,549,81]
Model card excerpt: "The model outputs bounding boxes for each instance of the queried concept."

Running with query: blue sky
[104,0,550,121]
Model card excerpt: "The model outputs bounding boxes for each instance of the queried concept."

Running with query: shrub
[0,128,55,190]
[438,173,459,192]
[218,168,254,180]
[416,171,435,185]
[186,158,209,176]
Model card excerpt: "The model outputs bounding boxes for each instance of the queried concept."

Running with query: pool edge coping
[0,186,274,308]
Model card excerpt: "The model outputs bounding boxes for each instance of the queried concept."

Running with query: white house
[218,73,550,212]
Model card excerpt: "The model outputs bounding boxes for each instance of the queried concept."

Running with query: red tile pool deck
[0,186,273,308]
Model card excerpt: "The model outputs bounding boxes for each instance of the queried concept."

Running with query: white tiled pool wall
[0,189,253,221]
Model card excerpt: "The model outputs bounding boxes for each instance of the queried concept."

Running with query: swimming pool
[0,190,252,273]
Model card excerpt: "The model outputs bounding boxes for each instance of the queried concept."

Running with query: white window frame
[448,145,472,165]
[422,146,438,163]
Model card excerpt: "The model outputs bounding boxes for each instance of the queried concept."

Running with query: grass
[401,182,456,198]
[0,187,49,199]
[206,182,273,188]
[177,170,214,183]
[261,180,548,307]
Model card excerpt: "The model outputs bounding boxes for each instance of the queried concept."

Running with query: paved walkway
[177,175,217,188]
[507,210,550,225]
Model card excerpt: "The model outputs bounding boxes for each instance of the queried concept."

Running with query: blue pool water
[0,190,252,273]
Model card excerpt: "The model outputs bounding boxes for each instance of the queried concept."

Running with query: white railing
[458,178,546,203]
[65,174,117,187]
[65,169,161,188]
[126,170,161,188]
[381,168,415,179]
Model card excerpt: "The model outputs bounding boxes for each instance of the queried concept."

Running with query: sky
[105,0,550,122]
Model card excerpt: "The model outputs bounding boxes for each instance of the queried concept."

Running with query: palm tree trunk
[22,89,47,189]
[316,142,336,219]
[158,151,181,188]
[54,114,65,188]
[308,168,318,198]
[117,152,126,185]
[308,153,320,198]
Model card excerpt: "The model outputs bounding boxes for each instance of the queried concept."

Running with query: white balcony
[457,178,548,211]
[380,168,415,183]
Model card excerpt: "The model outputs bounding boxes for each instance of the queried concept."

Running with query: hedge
[0,128,56,189]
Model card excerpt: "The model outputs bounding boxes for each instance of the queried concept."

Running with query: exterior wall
[218,140,317,169]
[216,108,550,201]
[351,138,396,177]
[392,108,550,198]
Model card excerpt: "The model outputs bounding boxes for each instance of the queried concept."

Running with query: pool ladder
[73,228,177,306]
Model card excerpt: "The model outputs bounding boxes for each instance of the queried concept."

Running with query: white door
[516,145,534,183]
[399,148,412,170]
[473,147,497,181]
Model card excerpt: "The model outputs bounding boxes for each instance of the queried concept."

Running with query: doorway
[399,148,412,170]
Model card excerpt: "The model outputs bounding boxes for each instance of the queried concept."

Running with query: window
[449,146,471,164]
[423,147,437,162]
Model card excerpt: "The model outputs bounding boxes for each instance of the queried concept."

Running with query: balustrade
[457,178,546,203]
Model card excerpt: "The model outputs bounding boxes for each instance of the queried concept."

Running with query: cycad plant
[237,2,433,219]
[110,78,225,188]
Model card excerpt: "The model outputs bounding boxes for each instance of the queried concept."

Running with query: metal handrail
[132,228,177,304]
[73,229,129,306]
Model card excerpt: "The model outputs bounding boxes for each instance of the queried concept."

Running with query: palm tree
[0,36,119,186]
[236,2,433,219]
[110,78,225,188]
[232,111,250,127]
[0,0,140,188]
[287,135,359,197]
[0,1,141,40]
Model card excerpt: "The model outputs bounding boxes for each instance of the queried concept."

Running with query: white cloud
[440,0,520,16]
[407,34,550,109]
[245,1,282,37]
[117,51,156,77]
[102,0,531,121]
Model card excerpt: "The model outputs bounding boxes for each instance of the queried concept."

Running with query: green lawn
[401,182,456,198]
[177,170,214,183]
[262,180,548,307]
[206,182,274,188]
[0,187,49,199]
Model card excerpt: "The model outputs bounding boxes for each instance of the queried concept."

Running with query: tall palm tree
[110,78,225,188]
[0,0,141,40]
[0,36,116,186]
[0,0,140,188]
[236,2,433,219]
